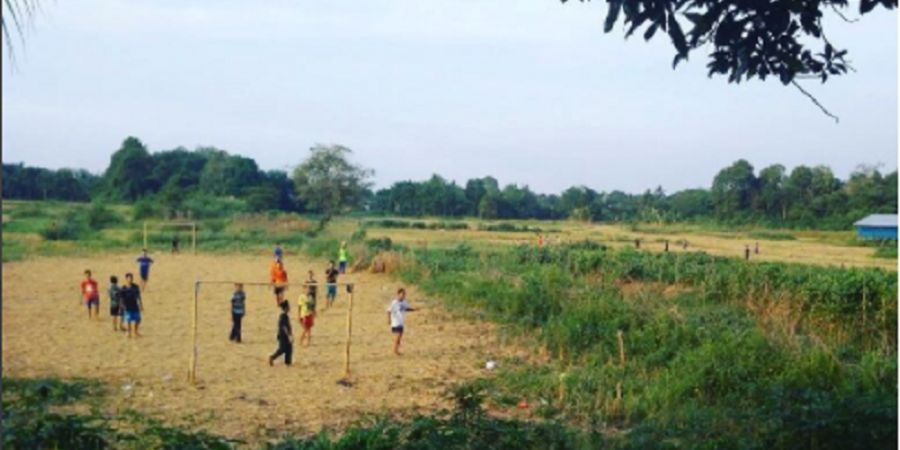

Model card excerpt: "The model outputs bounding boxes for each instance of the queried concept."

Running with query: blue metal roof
[853,214,898,228]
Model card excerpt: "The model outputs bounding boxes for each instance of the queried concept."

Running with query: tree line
[2,136,896,228]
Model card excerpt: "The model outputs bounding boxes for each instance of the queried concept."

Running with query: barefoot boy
[108,275,126,331]
[136,249,154,291]
[230,283,246,343]
[324,261,339,310]
[386,288,416,355]
[298,271,317,346]
[269,257,288,307]
[80,270,100,319]
[269,301,293,366]
[120,273,143,338]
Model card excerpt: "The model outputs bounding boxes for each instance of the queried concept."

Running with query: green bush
[874,246,898,259]
[132,198,160,220]
[40,211,87,240]
[86,202,122,230]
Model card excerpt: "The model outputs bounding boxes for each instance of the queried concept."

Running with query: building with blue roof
[853,214,898,240]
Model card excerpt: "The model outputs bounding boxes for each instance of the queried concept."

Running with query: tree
[757,164,788,220]
[563,0,897,121]
[292,144,373,224]
[711,159,757,219]
[103,137,154,201]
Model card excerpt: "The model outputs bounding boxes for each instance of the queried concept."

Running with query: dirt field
[2,252,513,444]
[358,222,896,270]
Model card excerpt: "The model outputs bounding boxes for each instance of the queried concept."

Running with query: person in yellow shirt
[298,270,317,347]
[338,242,349,274]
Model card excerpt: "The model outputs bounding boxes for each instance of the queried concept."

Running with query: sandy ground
[2,253,511,444]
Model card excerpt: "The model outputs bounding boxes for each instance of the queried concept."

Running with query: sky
[2,0,897,194]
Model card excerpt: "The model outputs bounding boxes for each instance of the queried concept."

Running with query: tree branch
[791,80,840,123]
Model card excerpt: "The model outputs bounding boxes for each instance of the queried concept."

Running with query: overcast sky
[2,0,897,194]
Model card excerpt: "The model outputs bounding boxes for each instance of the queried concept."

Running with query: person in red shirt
[80,269,100,319]
[269,257,289,307]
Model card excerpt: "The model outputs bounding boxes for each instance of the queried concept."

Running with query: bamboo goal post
[143,221,198,254]
[187,280,358,385]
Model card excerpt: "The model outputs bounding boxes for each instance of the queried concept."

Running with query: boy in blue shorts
[136,249,154,291]
[120,273,143,338]
[325,261,339,310]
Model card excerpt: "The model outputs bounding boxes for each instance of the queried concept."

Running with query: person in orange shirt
[270,257,289,307]
[80,269,100,319]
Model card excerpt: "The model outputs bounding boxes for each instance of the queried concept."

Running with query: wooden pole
[343,286,354,380]
[192,224,197,255]
[143,222,148,249]
[617,330,626,366]
[189,281,199,384]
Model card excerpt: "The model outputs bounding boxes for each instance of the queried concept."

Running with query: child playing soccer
[80,270,100,319]
[230,283,246,343]
[120,273,143,338]
[136,249,154,291]
[338,242,349,274]
[386,288,417,356]
[299,271,317,346]
[269,301,293,366]
[269,257,289,307]
[109,276,126,331]
[324,261,339,310]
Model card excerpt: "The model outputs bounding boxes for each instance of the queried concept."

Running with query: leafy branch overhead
[565,0,896,85]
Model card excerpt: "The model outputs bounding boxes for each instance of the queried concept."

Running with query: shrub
[40,211,87,240]
[748,230,797,241]
[86,203,122,230]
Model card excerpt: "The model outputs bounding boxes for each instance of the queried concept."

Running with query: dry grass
[2,252,519,444]
[360,220,895,270]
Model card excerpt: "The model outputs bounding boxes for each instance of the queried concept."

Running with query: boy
[269,257,288,307]
[80,270,100,319]
[230,283,246,343]
[120,273,143,338]
[299,271,317,346]
[324,261,339,310]
[386,288,416,356]
[172,235,180,254]
[136,249,154,291]
[269,301,293,366]
[338,241,349,274]
[109,276,126,331]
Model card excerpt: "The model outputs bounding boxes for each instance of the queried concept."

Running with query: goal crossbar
[187,280,361,385]
[143,221,197,254]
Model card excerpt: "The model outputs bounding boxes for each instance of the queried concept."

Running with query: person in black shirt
[325,261,339,310]
[268,301,293,366]
[120,273,143,338]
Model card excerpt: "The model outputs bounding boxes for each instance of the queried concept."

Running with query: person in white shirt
[386,288,417,356]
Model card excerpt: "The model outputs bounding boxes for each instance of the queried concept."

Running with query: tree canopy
[291,144,374,221]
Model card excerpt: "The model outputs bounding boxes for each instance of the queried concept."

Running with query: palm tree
[3,0,41,60]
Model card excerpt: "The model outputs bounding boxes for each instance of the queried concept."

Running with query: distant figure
[172,235,180,254]
[664,240,669,252]
[325,261,339,310]
[230,283,246,343]
[754,241,760,255]
[635,239,641,249]
[538,234,545,248]
[274,242,284,261]
[744,245,751,260]
[682,240,688,250]
[338,241,349,274]
[136,249,154,291]
[108,275,125,332]
[269,301,293,366]
[387,288,417,356]
[120,273,143,338]
[80,270,100,319]
[269,257,289,307]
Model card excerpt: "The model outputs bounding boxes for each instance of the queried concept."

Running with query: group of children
[79,249,154,338]
[264,242,348,366]
[79,242,418,365]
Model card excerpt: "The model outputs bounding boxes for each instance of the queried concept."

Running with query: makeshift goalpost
[187,280,358,385]
[143,221,197,254]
